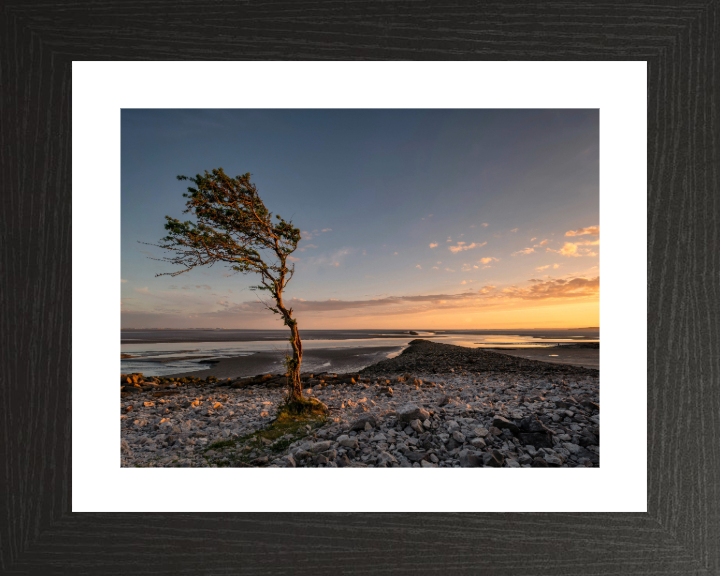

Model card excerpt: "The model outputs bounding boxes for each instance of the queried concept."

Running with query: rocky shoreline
[121,340,599,468]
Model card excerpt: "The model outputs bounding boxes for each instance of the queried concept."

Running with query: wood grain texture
[1,1,718,574]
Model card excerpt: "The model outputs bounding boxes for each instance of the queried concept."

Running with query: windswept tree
[147,168,319,411]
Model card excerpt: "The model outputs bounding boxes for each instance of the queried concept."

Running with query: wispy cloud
[448,241,486,253]
[565,225,599,237]
[479,257,499,264]
[481,223,488,227]
[510,228,519,233]
[301,228,333,241]
[288,256,301,262]
[547,242,580,257]
[512,247,535,256]
[121,279,128,283]
[429,242,438,248]
[416,264,422,269]
[533,239,549,247]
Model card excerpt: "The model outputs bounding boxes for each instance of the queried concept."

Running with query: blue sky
[122,109,599,329]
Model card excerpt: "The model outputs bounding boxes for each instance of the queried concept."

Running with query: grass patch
[277,397,328,418]
[201,399,327,467]
[206,438,239,451]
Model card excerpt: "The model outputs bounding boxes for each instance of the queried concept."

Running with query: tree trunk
[286,317,303,402]
[276,299,303,403]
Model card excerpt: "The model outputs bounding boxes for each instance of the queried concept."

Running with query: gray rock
[350,414,377,431]
[409,419,424,434]
[446,420,460,433]
[531,457,549,467]
[483,450,505,467]
[518,432,553,449]
[404,450,427,463]
[492,416,519,434]
[336,454,352,467]
[470,437,486,449]
[398,403,430,423]
[376,451,398,467]
[459,451,483,467]
[519,416,550,434]
[311,441,333,453]
[452,430,466,443]
[563,442,581,454]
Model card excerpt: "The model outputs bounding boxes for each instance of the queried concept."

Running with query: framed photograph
[4,3,718,574]
[117,107,603,475]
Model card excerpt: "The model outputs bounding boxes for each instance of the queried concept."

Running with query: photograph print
[120,108,600,469]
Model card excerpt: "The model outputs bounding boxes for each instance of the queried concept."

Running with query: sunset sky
[121,109,599,329]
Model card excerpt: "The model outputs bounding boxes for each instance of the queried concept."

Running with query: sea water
[120,329,599,377]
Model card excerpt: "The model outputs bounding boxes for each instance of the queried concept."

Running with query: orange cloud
[548,239,599,257]
[479,257,499,264]
[512,247,535,256]
[429,243,438,248]
[448,241,486,253]
[492,276,599,300]
[565,226,599,237]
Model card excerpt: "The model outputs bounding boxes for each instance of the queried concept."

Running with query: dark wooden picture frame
[2,2,718,574]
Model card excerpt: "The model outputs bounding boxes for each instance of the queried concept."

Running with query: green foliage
[147,168,301,296]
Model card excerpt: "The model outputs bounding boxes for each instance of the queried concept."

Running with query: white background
[73,62,647,512]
